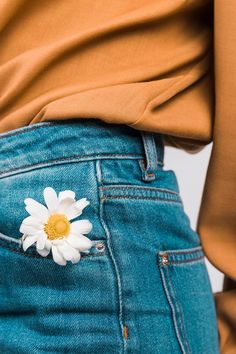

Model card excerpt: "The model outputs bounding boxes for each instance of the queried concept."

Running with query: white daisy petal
[36,232,48,250]
[64,198,90,221]
[67,234,93,251]
[43,187,58,213]
[57,242,80,261]
[45,239,52,250]
[65,205,83,221]
[58,190,75,201]
[57,198,75,215]
[24,198,49,223]
[74,198,90,212]
[20,216,43,227]
[22,235,38,251]
[71,252,81,264]
[37,247,51,257]
[52,238,65,246]
[19,223,41,236]
[70,219,93,234]
[37,238,52,257]
[52,245,67,266]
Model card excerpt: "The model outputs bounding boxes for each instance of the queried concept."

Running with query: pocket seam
[100,184,182,204]
[101,195,182,205]
[0,234,107,260]
[159,265,193,354]
[0,231,21,244]
[159,245,203,254]
[158,246,204,266]
[101,184,180,196]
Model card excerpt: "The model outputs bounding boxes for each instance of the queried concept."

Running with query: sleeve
[196,1,236,353]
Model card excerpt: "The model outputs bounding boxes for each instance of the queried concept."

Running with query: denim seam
[95,160,126,353]
[158,247,204,265]
[0,241,106,260]
[101,195,182,204]
[0,154,143,178]
[0,231,107,259]
[141,132,158,172]
[160,256,205,266]
[0,232,21,244]
[139,159,154,177]
[159,266,187,354]
[100,185,180,196]
[166,266,192,353]
[159,266,192,354]
[139,159,164,173]
[159,246,203,255]
[149,133,158,172]
[98,185,182,203]
[152,133,158,171]
[144,135,151,171]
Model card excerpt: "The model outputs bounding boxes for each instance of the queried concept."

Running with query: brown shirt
[0,1,235,351]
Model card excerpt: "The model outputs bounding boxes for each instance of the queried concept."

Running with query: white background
[165,144,224,293]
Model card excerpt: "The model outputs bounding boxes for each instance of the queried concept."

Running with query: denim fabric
[0,119,220,353]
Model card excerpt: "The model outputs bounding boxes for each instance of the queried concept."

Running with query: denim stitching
[166,265,192,353]
[148,133,157,171]
[95,160,126,353]
[139,159,164,169]
[158,247,204,265]
[159,266,187,354]
[101,195,182,204]
[140,134,147,172]
[100,185,180,196]
[139,159,146,172]
[144,135,151,172]
[140,132,156,181]
[152,133,158,171]
[141,132,159,173]
[0,232,107,259]
[160,256,205,266]
[0,154,143,177]
[0,241,106,260]
[100,186,182,202]
[159,246,203,255]
[0,232,21,244]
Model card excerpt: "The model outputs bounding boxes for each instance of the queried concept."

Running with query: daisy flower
[19,187,93,266]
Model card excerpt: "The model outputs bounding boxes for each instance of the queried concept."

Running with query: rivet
[123,325,129,339]
[95,242,105,252]
[161,254,169,265]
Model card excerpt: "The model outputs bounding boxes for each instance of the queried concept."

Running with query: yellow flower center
[44,214,70,240]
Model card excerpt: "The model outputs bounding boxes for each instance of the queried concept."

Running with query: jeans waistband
[0,118,164,180]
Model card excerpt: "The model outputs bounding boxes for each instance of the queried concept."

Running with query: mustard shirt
[0,1,235,351]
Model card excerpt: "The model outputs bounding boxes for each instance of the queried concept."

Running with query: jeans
[0,118,220,353]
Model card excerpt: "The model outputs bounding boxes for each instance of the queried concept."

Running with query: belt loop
[139,131,164,182]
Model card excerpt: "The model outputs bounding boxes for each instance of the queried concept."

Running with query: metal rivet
[95,242,105,252]
[161,254,169,265]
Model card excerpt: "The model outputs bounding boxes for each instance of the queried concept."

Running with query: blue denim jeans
[0,119,220,353]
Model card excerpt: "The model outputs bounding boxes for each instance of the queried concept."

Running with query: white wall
[164,144,224,293]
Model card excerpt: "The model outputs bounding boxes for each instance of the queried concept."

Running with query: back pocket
[157,246,220,354]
